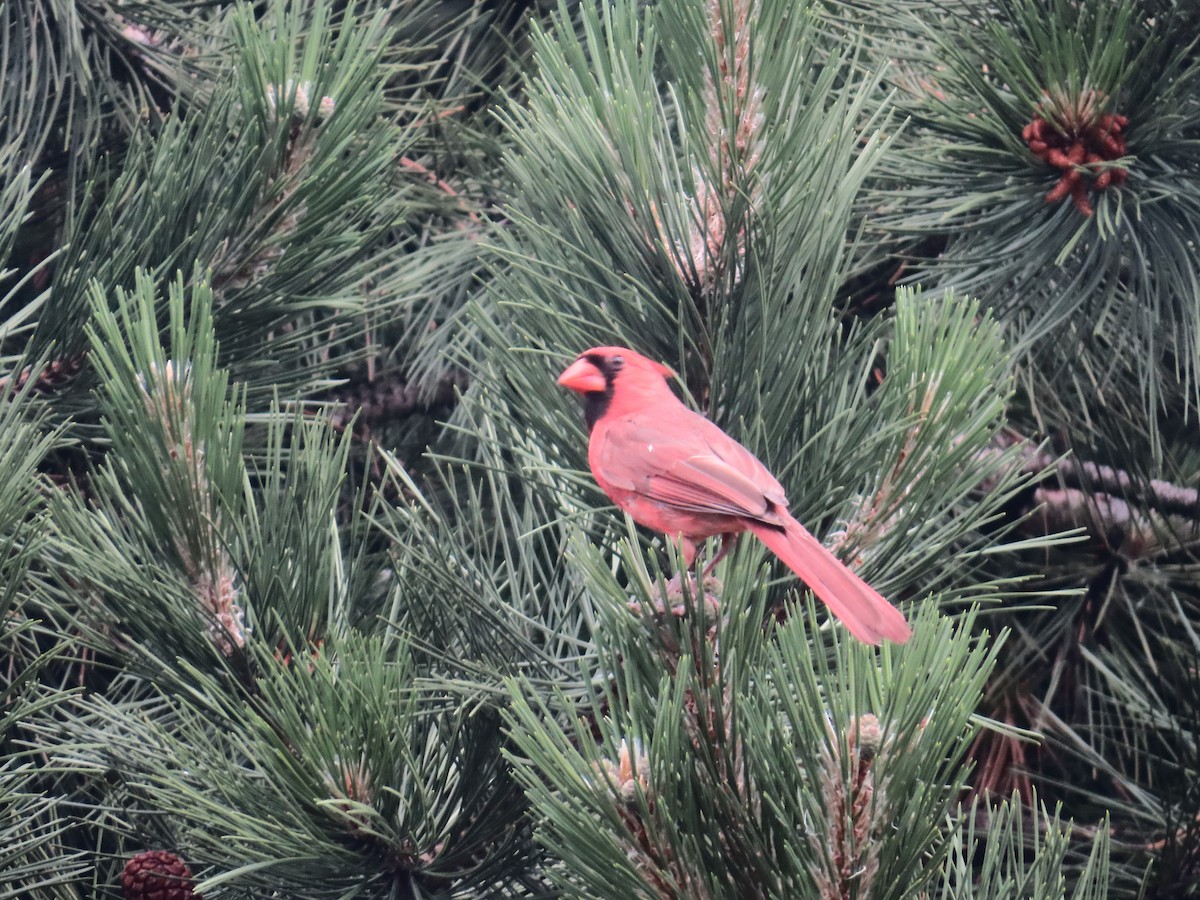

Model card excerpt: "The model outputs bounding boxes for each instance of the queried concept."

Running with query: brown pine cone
[121,849,196,900]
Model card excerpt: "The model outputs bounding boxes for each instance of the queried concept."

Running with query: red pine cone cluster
[1022,110,1129,217]
[6,353,86,396]
[121,850,196,900]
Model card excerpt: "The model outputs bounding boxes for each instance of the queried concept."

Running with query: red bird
[558,346,911,645]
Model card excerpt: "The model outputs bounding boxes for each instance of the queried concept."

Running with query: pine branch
[504,530,1006,897]
[322,367,465,433]
[982,428,1200,557]
[21,0,467,411]
[937,792,1112,900]
[0,360,80,897]
[24,633,546,898]
[868,0,1200,450]
[0,772,88,900]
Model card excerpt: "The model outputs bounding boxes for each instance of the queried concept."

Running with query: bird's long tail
[749,517,911,646]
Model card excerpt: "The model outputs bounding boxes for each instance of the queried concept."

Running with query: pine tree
[4,0,1196,897]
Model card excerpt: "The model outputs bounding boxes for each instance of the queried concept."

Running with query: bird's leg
[680,536,700,570]
[700,532,740,579]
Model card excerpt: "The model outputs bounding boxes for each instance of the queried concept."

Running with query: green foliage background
[1,0,1197,897]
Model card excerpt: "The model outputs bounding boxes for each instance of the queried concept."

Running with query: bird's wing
[595,410,788,523]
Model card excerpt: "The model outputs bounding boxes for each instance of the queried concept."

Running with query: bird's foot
[657,573,722,618]
[663,571,691,603]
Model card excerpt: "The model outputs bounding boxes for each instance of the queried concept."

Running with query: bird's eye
[610,355,625,370]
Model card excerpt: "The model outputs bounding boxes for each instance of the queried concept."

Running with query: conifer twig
[982,429,1200,556]
[323,369,465,432]
[399,156,482,226]
[139,359,245,655]
[656,0,764,291]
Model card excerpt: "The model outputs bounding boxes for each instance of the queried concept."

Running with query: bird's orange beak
[557,357,607,393]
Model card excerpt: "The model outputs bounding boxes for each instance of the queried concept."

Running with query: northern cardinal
[558,346,911,645]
